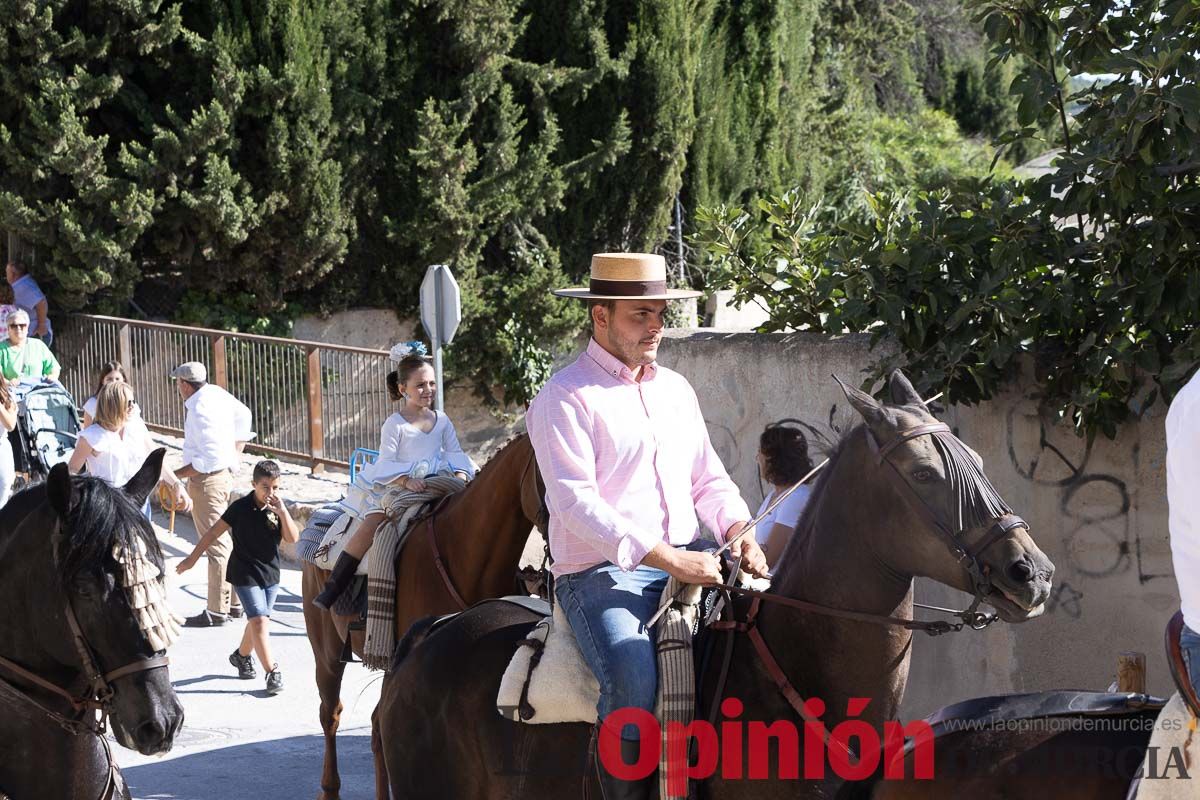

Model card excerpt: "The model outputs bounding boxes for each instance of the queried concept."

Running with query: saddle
[1165,610,1200,719]
[898,689,1168,765]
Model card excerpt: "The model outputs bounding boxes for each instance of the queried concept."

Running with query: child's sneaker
[229,649,255,680]
[265,665,283,695]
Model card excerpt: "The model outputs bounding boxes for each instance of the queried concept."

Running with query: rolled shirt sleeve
[528,383,662,571]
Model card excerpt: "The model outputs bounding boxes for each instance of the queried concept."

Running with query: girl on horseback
[313,346,474,610]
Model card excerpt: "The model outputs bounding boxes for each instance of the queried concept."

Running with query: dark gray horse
[376,372,1055,798]
[0,453,184,800]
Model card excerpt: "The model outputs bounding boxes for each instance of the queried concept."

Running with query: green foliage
[0,0,180,306]
[823,109,1009,214]
[497,318,555,409]
[177,287,295,338]
[686,0,821,211]
[0,0,1022,407]
[697,0,1200,439]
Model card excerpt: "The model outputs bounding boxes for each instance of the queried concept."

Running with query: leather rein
[0,532,170,800]
[425,446,546,611]
[706,421,1030,760]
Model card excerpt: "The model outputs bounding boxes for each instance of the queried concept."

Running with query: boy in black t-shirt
[178,460,299,695]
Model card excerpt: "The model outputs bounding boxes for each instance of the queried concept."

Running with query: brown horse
[301,433,545,800]
[374,371,1056,798]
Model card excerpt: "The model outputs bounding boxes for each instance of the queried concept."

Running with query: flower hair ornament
[389,340,429,363]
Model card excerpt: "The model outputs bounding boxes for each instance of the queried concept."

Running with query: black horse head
[1,449,184,756]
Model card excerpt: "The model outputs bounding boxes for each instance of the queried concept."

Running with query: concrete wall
[657,329,1177,720]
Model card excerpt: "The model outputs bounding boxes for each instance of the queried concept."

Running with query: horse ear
[124,448,166,509]
[47,462,75,518]
[833,374,887,428]
[888,370,925,408]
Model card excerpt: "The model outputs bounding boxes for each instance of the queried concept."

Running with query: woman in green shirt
[0,309,59,382]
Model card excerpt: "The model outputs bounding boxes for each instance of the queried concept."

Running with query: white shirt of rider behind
[753,484,812,546]
[1167,369,1200,632]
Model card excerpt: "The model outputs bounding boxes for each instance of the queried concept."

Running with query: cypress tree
[0,0,184,307]
[154,0,353,313]
[686,0,821,211]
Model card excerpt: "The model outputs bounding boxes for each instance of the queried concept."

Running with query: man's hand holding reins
[725,521,769,578]
[643,543,722,585]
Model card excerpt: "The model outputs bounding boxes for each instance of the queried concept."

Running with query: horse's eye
[912,469,935,483]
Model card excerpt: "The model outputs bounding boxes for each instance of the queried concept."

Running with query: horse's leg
[304,563,349,800]
[316,649,348,800]
[372,707,389,800]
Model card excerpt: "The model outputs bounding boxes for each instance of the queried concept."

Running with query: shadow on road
[124,732,376,800]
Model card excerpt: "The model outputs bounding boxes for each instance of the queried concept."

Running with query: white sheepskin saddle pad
[497,601,600,725]
[312,513,371,576]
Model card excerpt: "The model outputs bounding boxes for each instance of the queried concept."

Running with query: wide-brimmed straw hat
[553,253,701,300]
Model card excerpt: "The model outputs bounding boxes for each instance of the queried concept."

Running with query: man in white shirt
[1166,370,1200,697]
[172,361,255,627]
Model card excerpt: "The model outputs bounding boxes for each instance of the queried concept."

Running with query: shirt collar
[584,338,658,383]
[183,383,208,411]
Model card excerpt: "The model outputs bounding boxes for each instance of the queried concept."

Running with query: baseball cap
[171,362,207,382]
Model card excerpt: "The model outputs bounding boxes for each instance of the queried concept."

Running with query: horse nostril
[135,719,167,749]
[1007,558,1035,584]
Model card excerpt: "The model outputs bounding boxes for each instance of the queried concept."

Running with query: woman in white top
[313,350,475,609]
[755,423,816,570]
[81,360,142,428]
[68,381,187,520]
[0,382,18,507]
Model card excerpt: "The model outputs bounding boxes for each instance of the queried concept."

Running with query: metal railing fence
[56,315,393,471]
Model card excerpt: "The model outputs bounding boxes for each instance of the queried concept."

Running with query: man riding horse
[526,252,769,800]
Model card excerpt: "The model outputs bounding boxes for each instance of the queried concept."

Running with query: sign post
[419,264,462,413]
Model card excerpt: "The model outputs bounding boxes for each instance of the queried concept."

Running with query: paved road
[114,509,382,800]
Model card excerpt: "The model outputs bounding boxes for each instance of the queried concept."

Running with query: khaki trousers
[187,470,241,615]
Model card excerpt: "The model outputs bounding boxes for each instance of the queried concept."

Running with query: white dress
[340,411,475,519]
[78,418,151,487]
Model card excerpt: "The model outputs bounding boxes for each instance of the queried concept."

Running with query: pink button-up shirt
[527,338,750,577]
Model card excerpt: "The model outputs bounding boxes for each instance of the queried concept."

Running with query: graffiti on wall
[1005,398,1169,589]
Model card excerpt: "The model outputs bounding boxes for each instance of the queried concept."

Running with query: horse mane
[470,432,529,481]
[55,475,163,581]
[784,423,860,558]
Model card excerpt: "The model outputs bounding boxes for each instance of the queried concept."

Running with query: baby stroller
[8,380,81,485]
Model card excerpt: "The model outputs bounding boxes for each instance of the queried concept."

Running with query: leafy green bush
[696,0,1200,440]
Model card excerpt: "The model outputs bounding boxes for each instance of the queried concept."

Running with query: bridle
[865,420,1028,624]
[0,531,170,799]
[706,420,1032,762]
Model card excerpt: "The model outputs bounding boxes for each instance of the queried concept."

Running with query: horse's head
[837,371,1054,623]
[46,451,184,754]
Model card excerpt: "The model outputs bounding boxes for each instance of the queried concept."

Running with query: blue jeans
[234,584,280,619]
[1181,623,1200,697]
[555,560,670,742]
